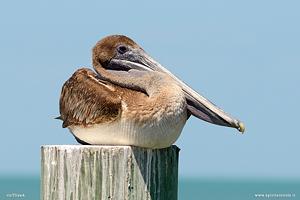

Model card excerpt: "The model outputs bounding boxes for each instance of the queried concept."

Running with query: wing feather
[59,68,122,128]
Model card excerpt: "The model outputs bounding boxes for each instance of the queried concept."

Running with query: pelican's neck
[93,64,171,99]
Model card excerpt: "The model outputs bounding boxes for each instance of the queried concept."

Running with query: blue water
[178,178,299,200]
[0,176,40,200]
[0,176,299,200]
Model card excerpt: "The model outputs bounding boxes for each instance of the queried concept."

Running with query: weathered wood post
[41,145,179,200]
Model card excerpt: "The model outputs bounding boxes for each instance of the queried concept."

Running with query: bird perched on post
[57,35,244,149]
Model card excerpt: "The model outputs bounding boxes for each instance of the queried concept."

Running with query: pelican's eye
[117,45,128,54]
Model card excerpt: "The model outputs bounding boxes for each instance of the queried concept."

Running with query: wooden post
[41,145,179,200]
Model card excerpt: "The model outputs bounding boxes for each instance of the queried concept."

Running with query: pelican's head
[92,35,245,133]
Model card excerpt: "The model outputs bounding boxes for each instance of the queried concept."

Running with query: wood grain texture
[41,145,179,200]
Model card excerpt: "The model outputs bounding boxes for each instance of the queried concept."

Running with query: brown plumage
[92,35,140,69]
[57,35,244,148]
[59,68,122,128]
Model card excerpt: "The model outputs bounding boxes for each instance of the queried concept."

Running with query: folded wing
[59,68,122,128]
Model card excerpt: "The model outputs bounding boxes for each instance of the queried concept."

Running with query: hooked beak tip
[238,122,245,134]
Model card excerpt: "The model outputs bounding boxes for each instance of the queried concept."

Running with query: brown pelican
[58,35,244,149]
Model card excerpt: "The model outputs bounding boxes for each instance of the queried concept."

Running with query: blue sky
[1,0,299,180]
